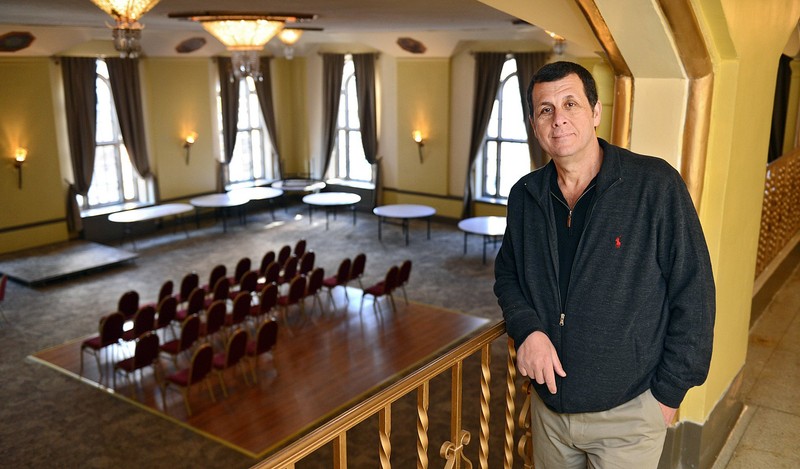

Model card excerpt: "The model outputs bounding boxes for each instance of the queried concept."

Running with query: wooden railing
[250,321,533,468]
[755,148,800,283]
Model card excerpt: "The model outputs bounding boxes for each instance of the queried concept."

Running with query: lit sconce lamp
[412,130,425,163]
[13,147,26,189]
[183,131,197,165]
[546,30,567,55]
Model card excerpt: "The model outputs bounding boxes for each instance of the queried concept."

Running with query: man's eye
[540,107,552,115]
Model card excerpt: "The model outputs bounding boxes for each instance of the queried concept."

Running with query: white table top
[229,186,284,201]
[458,216,507,236]
[272,179,326,193]
[373,204,436,219]
[189,193,250,208]
[108,203,194,223]
[302,192,361,206]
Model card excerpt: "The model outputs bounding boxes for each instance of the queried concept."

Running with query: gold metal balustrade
[755,148,800,282]
[251,321,534,469]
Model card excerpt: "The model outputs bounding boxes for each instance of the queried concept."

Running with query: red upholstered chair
[176,287,205,322]
[199,300,226,349]
[304,267,325,315]
[161,343,215,417]
[122,305,156,343]
[251,282,278,325]
[113,331,160,397]
[80,311,125,380]
[154,295,178,341]
[349,253,367,289]
[160,315,200,368]
[227,257,252,288]
[201,264,227,295]
[257,261,280,292]
[322,257,351,309]
[278,275,307,326]
[293,239,307,258]
[396,259,412,304]
[212,328,250,397]
[176,272,199,306]
[258,250,276,280]
[0,274,8,323]
[230,270,258,299]
[204,277,230,309]
[225,291,251,330]
[246,319,278,382]
[298,250,315,277]
[278,256,300,287]
[360,265,399,315]
[276,244,292,267]
[117,290,140,319]
[141,279,173,310]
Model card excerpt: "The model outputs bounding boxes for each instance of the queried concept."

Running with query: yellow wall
[273,57,310,176]
[0,57,68,251]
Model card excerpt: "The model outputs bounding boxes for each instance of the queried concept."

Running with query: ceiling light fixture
[277,28,302,60]
[170,11,317,80]
[91,0,161,58]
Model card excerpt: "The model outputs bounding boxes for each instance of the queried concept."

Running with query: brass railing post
[417,382,430,468]
[504,338,517,468]
[379,404,392,468]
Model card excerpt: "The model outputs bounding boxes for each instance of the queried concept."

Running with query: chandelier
[91,0,161,58]
[170,12,317,80]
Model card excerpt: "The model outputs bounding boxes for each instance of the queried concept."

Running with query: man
[494,61,715,468]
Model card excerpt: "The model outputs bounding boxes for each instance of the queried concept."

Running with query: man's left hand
[658,402,677,426]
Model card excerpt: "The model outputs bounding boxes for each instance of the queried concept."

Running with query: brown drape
[353,53,379,165]
[320,53,345,178]
[61,57,97,234]
[218,57,239,191]
[106,57,152,178]
[514,52,549,168]
[461,52,506,219]
[254,57,283,179]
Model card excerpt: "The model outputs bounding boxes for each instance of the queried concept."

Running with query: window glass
[330,56,372,183]
[222,76,276,185]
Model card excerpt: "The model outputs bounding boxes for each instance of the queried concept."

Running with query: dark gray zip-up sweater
[494,139,715,413]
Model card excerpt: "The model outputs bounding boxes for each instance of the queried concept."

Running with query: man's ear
[530,116,537,137]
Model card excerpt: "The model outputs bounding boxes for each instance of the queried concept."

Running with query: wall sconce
[183,131,197,165]
[412,130,425,163]
[13,147,26,189]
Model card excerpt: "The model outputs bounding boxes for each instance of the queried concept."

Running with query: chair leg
[182,387,192,417]
[217,371,228,397]
[401,286,408,304]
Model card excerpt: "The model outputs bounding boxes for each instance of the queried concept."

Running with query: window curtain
[768,54,792,163]
[254,56,283,179]
[218,57,239,191]
[514,52,549,168]
[353,53,379,165]
[320,53,345,178]
[461,52,506,219]
[61,57,97,234]
[106,57,152,179]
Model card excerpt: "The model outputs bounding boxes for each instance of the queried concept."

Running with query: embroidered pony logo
[615,236,622,249]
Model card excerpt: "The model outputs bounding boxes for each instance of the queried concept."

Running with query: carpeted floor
[0,204,526,468]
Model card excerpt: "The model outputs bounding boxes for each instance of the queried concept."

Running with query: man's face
[530,73,601,161]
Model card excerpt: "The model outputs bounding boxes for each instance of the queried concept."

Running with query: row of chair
[360,260,412,315]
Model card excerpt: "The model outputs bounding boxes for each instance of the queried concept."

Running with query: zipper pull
[567,210,572,228]
[559,313,565,326]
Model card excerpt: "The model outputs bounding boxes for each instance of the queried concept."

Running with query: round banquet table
[189,193,250,232]
[302,192,362,230]
[372,204,436,246]
[457,216,507,264]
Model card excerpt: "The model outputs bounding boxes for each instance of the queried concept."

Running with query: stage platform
[0,241,138,287]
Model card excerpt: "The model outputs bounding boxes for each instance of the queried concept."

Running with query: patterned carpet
[0,204,523,468]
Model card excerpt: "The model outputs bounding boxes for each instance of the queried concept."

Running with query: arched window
[478,58,530,200]
[332,56,372,183]
[80,59,149,209]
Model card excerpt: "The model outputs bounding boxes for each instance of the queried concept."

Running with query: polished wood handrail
[251,320,531,469]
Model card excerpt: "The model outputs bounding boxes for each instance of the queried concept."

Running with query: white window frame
[331,56,373,184]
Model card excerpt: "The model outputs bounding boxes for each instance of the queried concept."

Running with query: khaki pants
[531,389,667,469]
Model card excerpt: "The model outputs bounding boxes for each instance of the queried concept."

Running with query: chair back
[178,272,199,302]
[186,287,205,316]
[232,257,252,285]
[100,312,125,346]
[230,292,251,326]
[293,239,307,258]
[384,265,400,293]
[397,260,412,286]
[0,274,7,302]
[155,296,177,329]
[224,329,248,367]
[263,261,280,285]
[259,251,276,276]
[335,258,352,284]
[157,280,174,303]
[256,283,278,316]
[280,256,299,284]
[299,251,316,276]
[238,270,258,295]
[210,277,230,302]
[179,315,200,351]
[118,290,140,318]
[350,253,366,281]
[130,305,156,338]
[306,268,324,296]
[133,332,160,369]
[188,343,214,384]
[253,320,278,356]
[206,264,227,291]
[277,245,292,266]
[287,275,307,304]
[204,300,226,337]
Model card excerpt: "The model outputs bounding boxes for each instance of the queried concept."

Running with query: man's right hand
[517,331,566,394]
